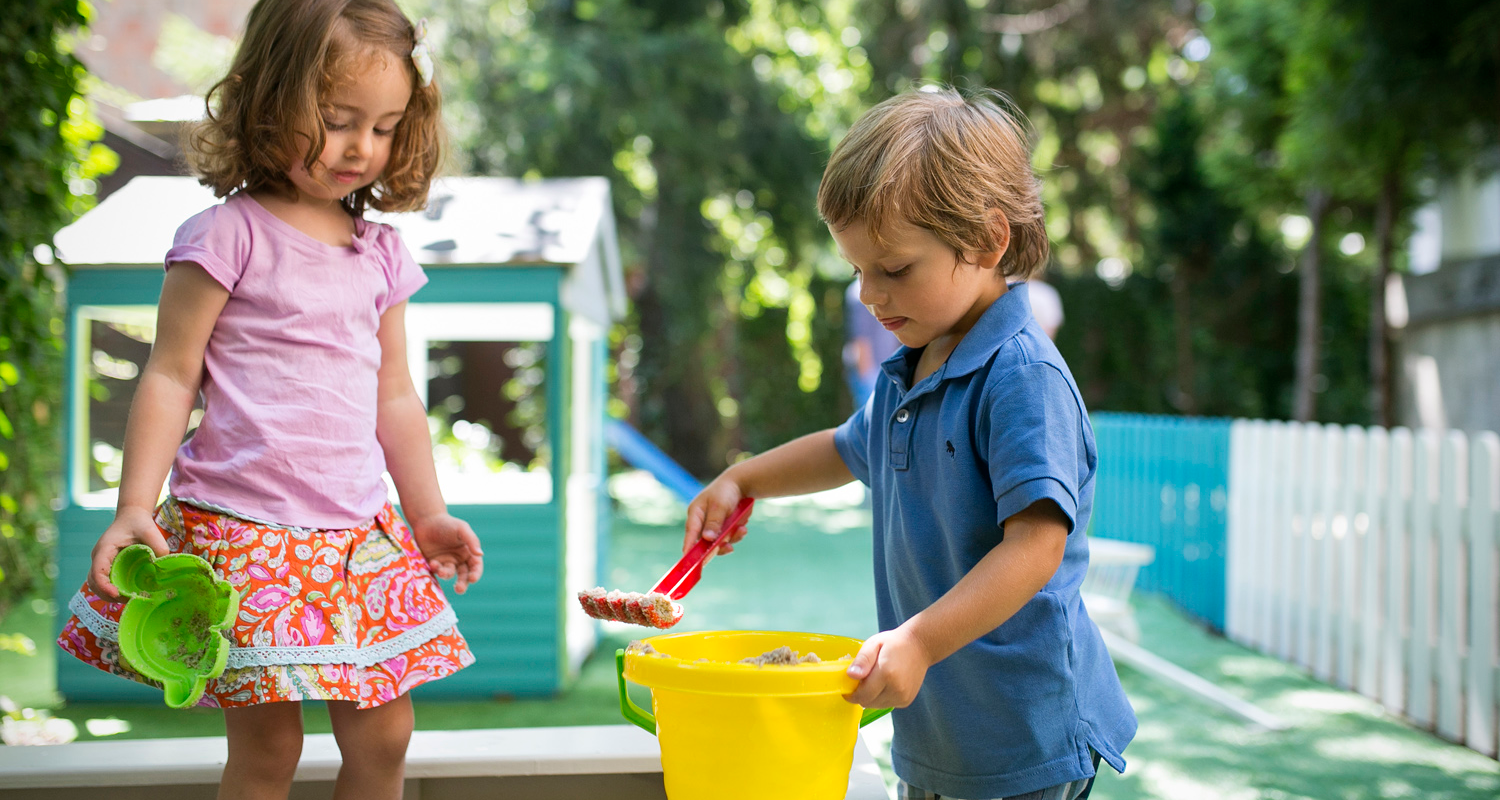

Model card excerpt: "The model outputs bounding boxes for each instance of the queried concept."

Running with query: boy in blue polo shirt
[684,86,1135,800]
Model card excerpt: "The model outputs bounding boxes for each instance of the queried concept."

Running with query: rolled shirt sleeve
[977,362,1091,532]
[165,204,249,291]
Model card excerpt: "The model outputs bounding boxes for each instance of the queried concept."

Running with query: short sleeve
[163,202,249,291]
[977,362,1091,532]
[833,392,873,485]
[375,224,428,313]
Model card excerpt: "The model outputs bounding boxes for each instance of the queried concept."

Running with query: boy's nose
[857,275,886,309]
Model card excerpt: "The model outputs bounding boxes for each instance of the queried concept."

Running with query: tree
[0,2,114,616]
[1326,0,1499,427]
[422,0,867,476]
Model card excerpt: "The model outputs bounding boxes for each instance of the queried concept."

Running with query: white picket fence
[1226,421,1500,756]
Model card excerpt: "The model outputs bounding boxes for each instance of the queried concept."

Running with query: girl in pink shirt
[58,1,481,796]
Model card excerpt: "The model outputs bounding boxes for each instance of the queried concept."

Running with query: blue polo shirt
[834,284,1135,799]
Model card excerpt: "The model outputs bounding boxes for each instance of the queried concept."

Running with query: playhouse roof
[55,175,626,324]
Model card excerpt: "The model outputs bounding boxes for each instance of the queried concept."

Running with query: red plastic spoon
[577,498,754,628]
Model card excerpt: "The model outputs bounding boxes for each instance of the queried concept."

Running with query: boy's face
[832,216,1007,351]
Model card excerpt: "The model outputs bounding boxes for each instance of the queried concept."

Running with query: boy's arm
[683,428,854,553]
[843,499,1070,709]
[375,301,484,593]
[89,263,229,600]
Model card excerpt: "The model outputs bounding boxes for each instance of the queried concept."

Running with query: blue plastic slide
[605,418,704,504]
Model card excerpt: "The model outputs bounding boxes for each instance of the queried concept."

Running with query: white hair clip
[411,19,434,88]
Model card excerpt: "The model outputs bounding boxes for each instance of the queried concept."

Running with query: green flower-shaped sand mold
[112,544,240,708]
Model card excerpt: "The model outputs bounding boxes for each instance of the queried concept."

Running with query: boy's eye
[886,265,912,278]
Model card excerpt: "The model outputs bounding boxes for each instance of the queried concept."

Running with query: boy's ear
[969,208,1011,271]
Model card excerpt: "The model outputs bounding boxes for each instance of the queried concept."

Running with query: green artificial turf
[3,476,1496,799]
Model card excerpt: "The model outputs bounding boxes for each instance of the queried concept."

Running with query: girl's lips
[332,170,362,184]
[879,316,906,331]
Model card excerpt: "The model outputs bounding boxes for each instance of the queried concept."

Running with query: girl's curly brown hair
[186,0,442,215]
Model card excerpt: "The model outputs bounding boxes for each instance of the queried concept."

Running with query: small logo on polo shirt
[945,440,955,457]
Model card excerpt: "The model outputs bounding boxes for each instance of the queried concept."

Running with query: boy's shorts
[895,775,1093,800]
[895,752,1101,800]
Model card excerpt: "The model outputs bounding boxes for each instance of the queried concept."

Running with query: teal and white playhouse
[52,175,624,701]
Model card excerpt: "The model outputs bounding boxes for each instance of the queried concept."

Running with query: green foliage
[412,0,1496,473]
[734,274,849,455]
[0,2,112,616]
[421,0,867,476]
[844,1,1372,420]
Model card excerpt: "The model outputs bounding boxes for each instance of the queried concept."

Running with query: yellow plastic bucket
[617,630,890,800]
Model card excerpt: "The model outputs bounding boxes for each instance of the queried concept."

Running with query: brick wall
[76,0,256,99]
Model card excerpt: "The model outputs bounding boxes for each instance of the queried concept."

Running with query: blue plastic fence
[1089,412,1232,630]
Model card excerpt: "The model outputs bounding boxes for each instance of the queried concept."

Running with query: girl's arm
[842,500,1070,709]
[682,428,854,554]
[374,301,484,593]
[88,263,229,600]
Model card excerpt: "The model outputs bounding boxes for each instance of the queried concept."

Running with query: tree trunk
[633,164,722,479]
[1371,168,1401,428]
[1169,263,1197,415]
[1293,188,1331,422]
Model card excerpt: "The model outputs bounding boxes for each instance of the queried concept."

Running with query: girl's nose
[348,130,374,160]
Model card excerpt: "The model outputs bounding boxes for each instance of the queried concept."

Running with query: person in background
[1028,278,1064,339]
[845,278,903,407]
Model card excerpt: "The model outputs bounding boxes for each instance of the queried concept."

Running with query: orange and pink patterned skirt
[58,497,473,709]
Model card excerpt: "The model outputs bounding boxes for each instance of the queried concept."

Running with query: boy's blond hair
[817,87,1049,279]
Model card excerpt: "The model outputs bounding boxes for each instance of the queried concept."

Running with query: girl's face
[833,215,1008,351]
[288,52,412,205]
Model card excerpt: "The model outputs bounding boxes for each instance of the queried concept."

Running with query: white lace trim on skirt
[69,591,459,670]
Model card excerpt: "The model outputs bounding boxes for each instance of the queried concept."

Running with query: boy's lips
[879,316,907,331]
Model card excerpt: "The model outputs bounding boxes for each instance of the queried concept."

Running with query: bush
[0,2,114,617]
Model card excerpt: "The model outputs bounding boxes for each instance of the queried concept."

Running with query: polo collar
[946,282,1033,378]
[879,282,1033,392]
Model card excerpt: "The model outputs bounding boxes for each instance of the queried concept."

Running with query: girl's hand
[683,477,752,555]
[843,625,934,709]
[410,513,485,594]
[88,507,170,602]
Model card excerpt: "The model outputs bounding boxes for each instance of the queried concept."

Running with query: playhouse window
[403,302,556,505]
[73,306,176,506]
[72,302,554,509]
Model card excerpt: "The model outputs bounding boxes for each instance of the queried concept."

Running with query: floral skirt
[58,497,474,709]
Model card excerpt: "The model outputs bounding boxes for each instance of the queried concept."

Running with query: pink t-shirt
[163,192,427,529]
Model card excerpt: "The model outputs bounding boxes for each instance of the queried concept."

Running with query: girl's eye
[375,128,395,137]
[323,120,347,131]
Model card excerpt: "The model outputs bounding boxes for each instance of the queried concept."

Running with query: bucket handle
[616,649,657,734]
[615,649,892,734]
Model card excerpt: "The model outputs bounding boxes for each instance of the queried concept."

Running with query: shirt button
[896,409,910,423]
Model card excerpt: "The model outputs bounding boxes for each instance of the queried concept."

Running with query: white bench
[1081,536,1156,643]
[0,724,891,799]
[1083,536,1286,730]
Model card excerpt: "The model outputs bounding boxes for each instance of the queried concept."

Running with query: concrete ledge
[0,724,890,800]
